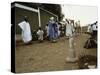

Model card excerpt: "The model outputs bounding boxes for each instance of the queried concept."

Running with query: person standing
[91,21,98,38]
[45,24,49,40]
[65,19,78,62]
[48,17,58,42]
[18,16,32,44]
[58,23,61,38]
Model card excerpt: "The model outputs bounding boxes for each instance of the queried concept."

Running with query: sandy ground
[15,34,97,73]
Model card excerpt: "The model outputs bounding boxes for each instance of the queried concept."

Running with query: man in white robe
[18,16,32,44]
[65,19,78,62]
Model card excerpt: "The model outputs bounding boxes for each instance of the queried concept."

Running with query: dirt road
[15,34,97,73]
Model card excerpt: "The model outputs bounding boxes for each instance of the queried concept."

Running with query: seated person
[37,27,44,42]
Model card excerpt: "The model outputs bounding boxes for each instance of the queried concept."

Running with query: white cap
[50,17,54,20]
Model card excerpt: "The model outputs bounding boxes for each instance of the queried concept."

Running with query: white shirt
[18,21,32,43]
[66,23,75,37]
[37,30,44,40]
[92,24,97,31]
[45,26,49,36]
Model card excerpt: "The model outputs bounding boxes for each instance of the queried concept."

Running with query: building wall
[40,8,58,30]
[12,5,58,34]
[82,26,88,33]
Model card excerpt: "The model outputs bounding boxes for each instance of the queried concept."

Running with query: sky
[61,4,98,26]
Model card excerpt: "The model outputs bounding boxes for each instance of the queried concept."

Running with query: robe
[18,21,32,43]
[48,21,58,40]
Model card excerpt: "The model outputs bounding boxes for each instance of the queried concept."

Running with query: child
[37,27,44,42]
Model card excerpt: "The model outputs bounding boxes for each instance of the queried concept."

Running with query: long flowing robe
[18,21,32,43]
[48,21,58,40]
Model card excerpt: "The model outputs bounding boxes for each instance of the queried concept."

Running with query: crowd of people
[18,16,66,44]
[17,16,98,62]
[18,16,98,48]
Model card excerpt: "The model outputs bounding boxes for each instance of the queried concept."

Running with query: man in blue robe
[48,17,58,42]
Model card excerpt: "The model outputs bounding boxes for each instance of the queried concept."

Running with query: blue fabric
[48,21,58,40]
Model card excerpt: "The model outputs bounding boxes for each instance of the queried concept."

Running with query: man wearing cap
[18,16,32,44]
[48,17,58,42]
